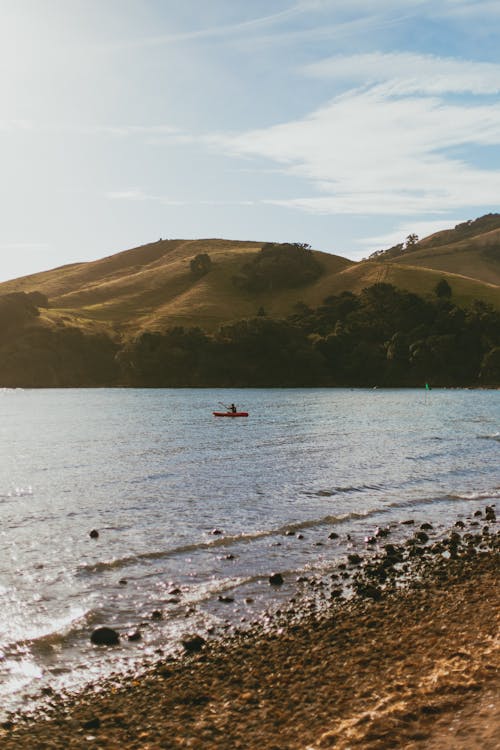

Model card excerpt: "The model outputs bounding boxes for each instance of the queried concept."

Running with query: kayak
[213,411,249,417]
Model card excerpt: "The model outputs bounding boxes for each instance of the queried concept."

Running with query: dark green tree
[434,278,452,299]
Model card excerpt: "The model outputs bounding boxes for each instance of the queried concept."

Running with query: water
[0,387,498,716]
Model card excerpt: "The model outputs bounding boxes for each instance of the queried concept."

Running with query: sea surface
[0,388,498,717]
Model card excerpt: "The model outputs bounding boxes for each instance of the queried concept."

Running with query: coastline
[1,516,498,749]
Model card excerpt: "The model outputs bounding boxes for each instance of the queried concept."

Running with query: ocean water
[0,387,498,716]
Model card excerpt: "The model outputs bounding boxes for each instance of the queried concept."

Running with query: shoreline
[1,515,498,749]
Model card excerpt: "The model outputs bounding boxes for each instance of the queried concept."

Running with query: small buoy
[89,529,99,539]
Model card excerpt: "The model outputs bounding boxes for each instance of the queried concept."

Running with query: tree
[434,278,452,299]
[404,233,419,249]
[190,253,212,278]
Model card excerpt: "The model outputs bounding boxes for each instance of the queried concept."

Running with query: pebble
[181,634,206,653]
[269,573,284,586]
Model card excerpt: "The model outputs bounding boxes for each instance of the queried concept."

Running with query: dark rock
[1,721,14,731]
[89,529,99,539]
[331,589,343,599]
[118,579,127,586]
[151,610,163,620]
[127,630,142,642]
[224,554,236,560]
[297,533,304,539]
[169,588,182,595]
[82,717,101,730]
[314,541,324,546]
[181,634,206,653]
[375,526,389,538]
[245,597,254,603]
[269,573,284,586]
[485,506,496,521]
[91,627,119,646]
[420,523,433,530]
[455,521,465,528]
[211,529,223,535]
[166,598,181,604]
[354,582,382,600]
[218,595,234,603]
[474,510,482,517]
[328,532,339,540]
[364,536,376,545]
[348,553,362,565]
[415,531,429,544]
[284,530,295,536]
[401,519,415,525]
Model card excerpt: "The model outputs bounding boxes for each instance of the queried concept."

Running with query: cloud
[207,52,500,217]
[304,52,500,95]
[106,191,255,207]
[357,218,464,252]
[103,3,309,50]
[106,190,186,206]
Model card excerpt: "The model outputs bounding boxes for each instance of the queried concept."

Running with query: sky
[2,0,500,281]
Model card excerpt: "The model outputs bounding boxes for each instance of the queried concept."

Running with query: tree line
[1,284,499,387]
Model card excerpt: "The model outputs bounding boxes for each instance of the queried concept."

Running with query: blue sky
[2,0,500,281]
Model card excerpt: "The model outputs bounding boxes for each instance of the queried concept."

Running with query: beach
[1,516,498,750]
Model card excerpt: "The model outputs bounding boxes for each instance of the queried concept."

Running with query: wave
[76,509,381,576]
[1,607,95,655]
[477,433,500,442]
[307,483,385,497]
[75,483,498,577]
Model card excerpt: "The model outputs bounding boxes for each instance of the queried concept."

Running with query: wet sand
[1,521,498,749]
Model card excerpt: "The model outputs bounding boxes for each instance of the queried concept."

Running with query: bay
[0,387,498,716]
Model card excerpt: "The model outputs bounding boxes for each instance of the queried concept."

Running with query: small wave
[385,488,500,510]
[309,483,384,497]
[5,486,33,498]
[2,608,95,655]
[477,433,500,442]
[76,510,378,576]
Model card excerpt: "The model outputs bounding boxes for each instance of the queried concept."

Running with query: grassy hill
[0,239,354,335]
[370,213,500,288]
[0,216,499,341]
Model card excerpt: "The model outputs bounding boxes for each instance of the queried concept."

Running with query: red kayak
[213,411,249,417]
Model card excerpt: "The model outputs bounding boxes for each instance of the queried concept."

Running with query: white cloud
[357,219,464,252]
[304,52,500,95]
[207,52,500,217]
[106,190,186,206]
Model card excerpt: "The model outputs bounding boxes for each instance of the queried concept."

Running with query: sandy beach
[1,517,498,750]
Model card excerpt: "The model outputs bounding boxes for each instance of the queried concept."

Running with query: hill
[0,239,353,335]
[0,218,499,388]
[368,213,500,290]
[1,220,499,341]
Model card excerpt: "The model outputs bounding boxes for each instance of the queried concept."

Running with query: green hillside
[1,219,499,341]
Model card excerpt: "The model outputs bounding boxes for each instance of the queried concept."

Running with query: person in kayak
[230,403,237,413]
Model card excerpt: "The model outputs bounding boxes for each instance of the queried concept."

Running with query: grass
[0,230,498,339]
